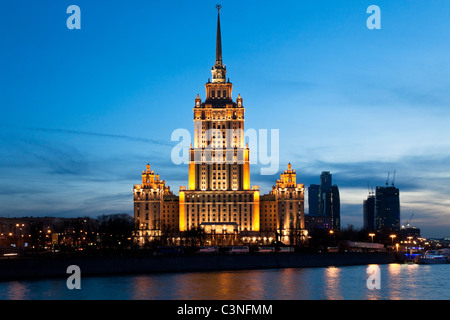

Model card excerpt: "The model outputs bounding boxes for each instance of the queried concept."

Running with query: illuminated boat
[415,250,448,264]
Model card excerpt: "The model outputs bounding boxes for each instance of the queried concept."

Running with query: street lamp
[390,234,396,244]
[369,233,375,243]
[407,236,413,259]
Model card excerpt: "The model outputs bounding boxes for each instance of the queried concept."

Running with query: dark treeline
[4,214,135,257]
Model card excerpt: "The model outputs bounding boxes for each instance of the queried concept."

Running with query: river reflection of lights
[386,263,419,300]
[6,281,29,300]
[324,267,342,300]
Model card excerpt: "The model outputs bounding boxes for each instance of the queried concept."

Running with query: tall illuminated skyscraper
[179,7,259,235]
[132,7,306,246]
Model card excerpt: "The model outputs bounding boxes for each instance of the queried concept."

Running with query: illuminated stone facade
[133,9,306,246]
[133,164,179,244]
[260,164,306,245]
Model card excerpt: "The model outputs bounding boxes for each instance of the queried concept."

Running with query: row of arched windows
[211,90,227,98]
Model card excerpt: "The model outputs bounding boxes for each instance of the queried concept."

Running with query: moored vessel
[415,250,448,264]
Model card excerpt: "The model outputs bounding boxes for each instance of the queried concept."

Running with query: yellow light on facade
[253,190,260,231]
[189,162,195,190]
[179,191,186,231]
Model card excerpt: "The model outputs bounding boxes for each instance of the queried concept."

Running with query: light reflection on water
[0,264,449,300]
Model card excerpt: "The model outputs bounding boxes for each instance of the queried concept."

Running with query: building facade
[133,164,178,244]
[0,216,98,248]
[363,194,375,231]
[308,184,320,216]
[132,9,306,246]
[375,186,400,232]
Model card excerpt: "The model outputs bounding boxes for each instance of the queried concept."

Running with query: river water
[0,263,448,300]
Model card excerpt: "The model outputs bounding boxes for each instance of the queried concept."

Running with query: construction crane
[385,171,390,187]
[407,213,414,228]
[391,170,396,187]
[367,182,374,196]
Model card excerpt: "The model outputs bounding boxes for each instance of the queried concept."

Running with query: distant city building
[308,184,320,216]
[319,171,332,219]
[132,9,307,246]
[400,226,421,240]
[330,185,340,231]
[320,171,332,193]
[0,216,98,248]
[307,171,340,231]
[304,215,332,230]
[363,194,375,231]
[375,186,400,232]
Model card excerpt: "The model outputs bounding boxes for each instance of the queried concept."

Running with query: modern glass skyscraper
[363,194,375,231]
[308,171,340,231]
[320,171,332,192]
[375,186,400,232]
[319,171,333,220]
[308,184,320,216]
[330,185,340,231]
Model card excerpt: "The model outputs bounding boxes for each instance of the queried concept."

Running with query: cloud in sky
[25,126,173,147]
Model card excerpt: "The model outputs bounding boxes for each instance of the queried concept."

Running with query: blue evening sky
[1,0,450,237]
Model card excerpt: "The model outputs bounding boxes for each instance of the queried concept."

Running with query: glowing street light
[369,233,375,243]
[390,234,397,244]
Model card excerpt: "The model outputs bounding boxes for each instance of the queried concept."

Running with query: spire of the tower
[211,4,226,83]
[215,5,222,67]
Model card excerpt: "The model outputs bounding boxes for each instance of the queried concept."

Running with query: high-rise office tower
[308,171,340,231]
[330,185,340,231]
[308,184,320,216]
[319,171,332,218]
[375,186,400,232]
[363,194,375,231]
[320,171,332,193]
